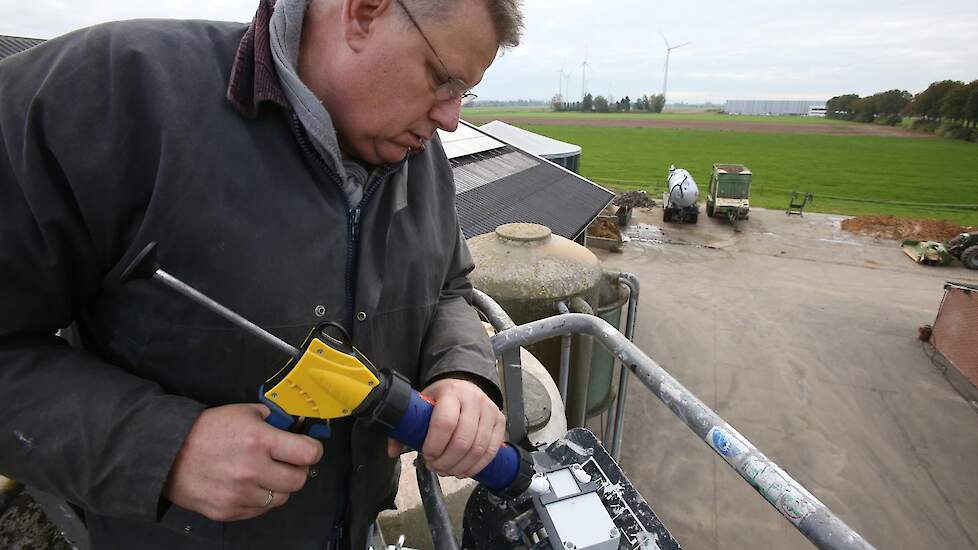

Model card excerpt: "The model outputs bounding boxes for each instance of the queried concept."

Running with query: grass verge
[512,124,978,225]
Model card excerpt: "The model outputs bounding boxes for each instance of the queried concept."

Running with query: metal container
[667,165,699,207]
[468,223,603,427]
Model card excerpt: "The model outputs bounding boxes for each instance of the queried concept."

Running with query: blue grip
[259,388,296,430]
[388,391,433,450]
[258,387,331,440]
[305,420,332,440]
[389,391,521,491]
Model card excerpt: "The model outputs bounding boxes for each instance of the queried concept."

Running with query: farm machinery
[706,163,752,226]
[662,165,699,224]
[902,231,978,270]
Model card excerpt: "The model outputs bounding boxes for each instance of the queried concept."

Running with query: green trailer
[706,163,752,224]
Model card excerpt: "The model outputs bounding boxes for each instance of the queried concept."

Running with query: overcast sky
[3,0,976,103]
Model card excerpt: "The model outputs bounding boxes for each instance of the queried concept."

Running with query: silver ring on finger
[262,488,274,508]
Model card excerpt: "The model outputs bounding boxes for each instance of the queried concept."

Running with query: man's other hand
[387,378,505,478]
[164,403,324,521]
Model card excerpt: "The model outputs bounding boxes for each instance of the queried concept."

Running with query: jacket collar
[226,0,290,117]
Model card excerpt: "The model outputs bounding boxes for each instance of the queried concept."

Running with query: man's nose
[429,98,462,132]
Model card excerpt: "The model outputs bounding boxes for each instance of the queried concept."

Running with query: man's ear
[342,0,394,52]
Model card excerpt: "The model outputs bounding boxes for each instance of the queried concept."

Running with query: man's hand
[164,403,323,521]
[387,378,505,478]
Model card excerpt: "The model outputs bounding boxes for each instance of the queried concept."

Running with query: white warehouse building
[725,99,827,116]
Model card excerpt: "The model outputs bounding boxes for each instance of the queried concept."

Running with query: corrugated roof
[455,152,612,240]
[0,35,45,61]
[450,122,612,240]
[452,149,538,194]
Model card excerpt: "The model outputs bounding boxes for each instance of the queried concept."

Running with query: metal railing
[463,291,874,550]
[607,272,640,459]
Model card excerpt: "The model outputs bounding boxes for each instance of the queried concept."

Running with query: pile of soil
[0,494,71,550]
[841,215,976,242]
[613,191,656,209]
[588,217,620,239]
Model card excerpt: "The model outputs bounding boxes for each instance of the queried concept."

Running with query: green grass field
[510,124,978,225]
[462,107,852,125]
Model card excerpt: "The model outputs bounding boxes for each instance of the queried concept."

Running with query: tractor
[902,231,978,270]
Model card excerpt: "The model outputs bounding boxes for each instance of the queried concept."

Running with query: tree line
[468,99,548,108]
[552,93,666,113]
[827,79,978,141]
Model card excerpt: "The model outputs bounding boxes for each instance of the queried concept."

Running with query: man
[0,0,523,547]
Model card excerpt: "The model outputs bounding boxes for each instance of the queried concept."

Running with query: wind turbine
[580,47,593,102]
[660,31,690,104]
[555,61,569,103]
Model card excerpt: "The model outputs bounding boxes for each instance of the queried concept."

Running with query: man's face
[300,0,500,165]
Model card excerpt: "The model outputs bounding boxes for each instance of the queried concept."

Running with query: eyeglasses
[395,0,477,103]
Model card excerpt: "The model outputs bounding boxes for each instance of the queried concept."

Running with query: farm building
[725,99,827,116]
[478,120,582,173]
[0,35,45,60]
[439,121,612,242]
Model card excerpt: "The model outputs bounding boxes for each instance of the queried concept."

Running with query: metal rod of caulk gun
[152,270,302,359]
[120,242,301,360]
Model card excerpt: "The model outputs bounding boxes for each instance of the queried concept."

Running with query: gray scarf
[269,0,367,206]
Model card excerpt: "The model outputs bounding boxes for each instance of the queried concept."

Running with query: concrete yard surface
[593,207,978,549]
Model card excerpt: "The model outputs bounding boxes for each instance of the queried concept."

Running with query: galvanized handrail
[554,301,572,407]
[607,271,641,460]
[564,297,594,428]
[472,289,516,332]
[489,312,874,550]
[470,289,529,447]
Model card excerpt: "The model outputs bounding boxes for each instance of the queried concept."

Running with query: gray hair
[403,0,524,49]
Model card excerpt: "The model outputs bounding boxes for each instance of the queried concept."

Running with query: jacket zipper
[288,114,402,545]
[345,207,359,329]
[346,167,395,327]
[288,114,396,329]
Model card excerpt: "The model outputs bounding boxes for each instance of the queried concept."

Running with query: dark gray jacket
[0,14,498,550]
